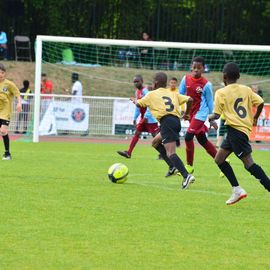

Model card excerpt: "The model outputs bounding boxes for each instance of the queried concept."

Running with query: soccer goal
[33,35,270,142]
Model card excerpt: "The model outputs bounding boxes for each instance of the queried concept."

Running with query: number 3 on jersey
[162,96,174,112]
[234,98,247,118]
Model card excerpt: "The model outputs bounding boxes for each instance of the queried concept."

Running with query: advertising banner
[112,99,218,137]
[112,99,135,134]
[39,101,89,135]
[250,103,270,141]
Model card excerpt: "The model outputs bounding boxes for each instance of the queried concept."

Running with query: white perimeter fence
[10,94,270,142]
[10,94,219,140]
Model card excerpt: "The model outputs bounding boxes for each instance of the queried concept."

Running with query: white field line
[131,181,229,196]
[129,176,265,201]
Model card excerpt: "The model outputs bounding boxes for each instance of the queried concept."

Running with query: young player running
[0,63,22,160]
[131,72,195,189]
[117,75,177,177]
[157,77,182,161]
[209,62,270,205]
[179,56,217,174]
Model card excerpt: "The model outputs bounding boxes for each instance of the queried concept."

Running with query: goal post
[33,36,42,142]
[33,35,270,142]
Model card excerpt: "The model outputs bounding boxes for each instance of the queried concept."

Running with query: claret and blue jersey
[133,87,157,123]
[179,74,214,121]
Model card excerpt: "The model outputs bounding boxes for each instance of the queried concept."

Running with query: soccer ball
[108,163,129,184]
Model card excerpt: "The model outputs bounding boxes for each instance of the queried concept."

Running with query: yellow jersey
[214,83,264,136]
[168,87,186,114]
[137,87,190,121]
[0,79,20,120]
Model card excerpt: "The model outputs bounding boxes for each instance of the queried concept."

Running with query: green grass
[0,141,270,269]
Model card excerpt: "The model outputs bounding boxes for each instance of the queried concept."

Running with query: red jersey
[185,75,208,119]
[41,80,53,99]
[136,88,147,117]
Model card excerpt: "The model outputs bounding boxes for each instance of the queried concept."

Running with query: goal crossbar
[37,35,270,51]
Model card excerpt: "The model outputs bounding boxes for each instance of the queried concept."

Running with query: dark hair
[41,73,47,77]
[142,31,152,40]
[192,56,205,66]
[23,80,30,88]
[72,73,79,81]
[154,72,167,87]
[223,62,240,80]
[0,63,6,72]
[134,74,143,82]
[170,77,178,82]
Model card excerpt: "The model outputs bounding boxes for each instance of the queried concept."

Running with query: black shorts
[160,114,181,146]
[0,119,10,127]
[221,126,252,159]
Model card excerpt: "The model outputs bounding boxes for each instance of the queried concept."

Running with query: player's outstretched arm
[130,97,141,107]
[208,113,220,130]
[130,96,149,108]
[130,97,137,104]
[253,102,264,126]
[16,95,22,113]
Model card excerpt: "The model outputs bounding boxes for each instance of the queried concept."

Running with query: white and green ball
[108,163,129,184]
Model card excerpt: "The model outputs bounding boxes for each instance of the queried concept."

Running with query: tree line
[1,0,270,46]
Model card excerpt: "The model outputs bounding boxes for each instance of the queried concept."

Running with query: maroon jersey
[136,88,147,118]
[185,75,208,119]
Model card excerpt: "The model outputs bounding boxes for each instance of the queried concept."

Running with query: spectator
[65,73,83,103]
[0,30,8,60]
[63,73,86,135]
[15,80,32,134]
[41,73,53,115]
[140,31,153,68]
[142,31,152,42]
[71,73,83,103]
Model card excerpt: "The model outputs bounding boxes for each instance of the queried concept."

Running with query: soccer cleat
[182,174,195,189]
[165,167,178,177]
[185,164,194,174]
[2,153,12,160]
[226,186,247,205]
[117,150,131,159]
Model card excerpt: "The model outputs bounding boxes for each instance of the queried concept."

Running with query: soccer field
[1,141,270,269]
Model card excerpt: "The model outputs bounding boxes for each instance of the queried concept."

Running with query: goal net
[32,35,270,142]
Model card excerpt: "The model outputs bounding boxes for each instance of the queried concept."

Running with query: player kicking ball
[117,75,178,177]
[209,62,270,205]
[131,72,195,189]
